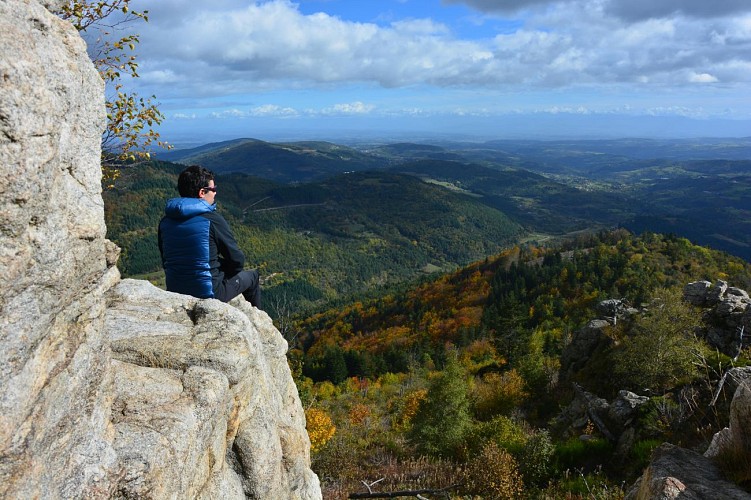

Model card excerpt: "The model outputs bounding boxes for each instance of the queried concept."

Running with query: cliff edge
[0,0,321,497]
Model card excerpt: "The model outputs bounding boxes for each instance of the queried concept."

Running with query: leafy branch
[60,0,170,187]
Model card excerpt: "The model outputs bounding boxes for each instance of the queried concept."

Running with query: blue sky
[118,0,751,146]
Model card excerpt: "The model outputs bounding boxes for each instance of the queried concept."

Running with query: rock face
[626,443,751,500]
[555,384,648,454]
[0,1,321,498]
[705,381,751,464]
[105,280,320,498]
[684,280,751,357]
[0,0,118,496]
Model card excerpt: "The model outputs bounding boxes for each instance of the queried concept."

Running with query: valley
[104,135,751,498]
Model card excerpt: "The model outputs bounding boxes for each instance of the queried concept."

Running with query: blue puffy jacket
[158,198,246,299]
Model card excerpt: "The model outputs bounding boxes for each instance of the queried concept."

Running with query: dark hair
[177,165,215,198]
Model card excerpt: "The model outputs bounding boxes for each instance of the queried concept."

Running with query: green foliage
[554,437,614,474]
[409,356,472,458]
[630,439,663,470]
[519,429,556,486]
[466,415,529,455]
[304,347,349,385]
[60,0,168,183]
[613,287,703,393]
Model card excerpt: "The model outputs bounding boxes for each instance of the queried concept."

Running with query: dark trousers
[214,269,261,308]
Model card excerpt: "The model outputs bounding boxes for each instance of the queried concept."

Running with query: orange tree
[60,0,168,186]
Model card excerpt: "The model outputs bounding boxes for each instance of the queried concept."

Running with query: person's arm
[212,214,246,276]
[157,222,165,266]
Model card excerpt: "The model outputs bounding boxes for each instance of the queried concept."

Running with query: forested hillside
[154,136,751,261]
[104,143,751,497]
[292,230,751,498]
[158,137,385,182]
[103,160,523,315]
[392,159,634,233]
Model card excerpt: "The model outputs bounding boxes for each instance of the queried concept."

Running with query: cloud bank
[129,0,750,97]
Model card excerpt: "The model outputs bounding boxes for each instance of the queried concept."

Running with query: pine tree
[409,354,471,458]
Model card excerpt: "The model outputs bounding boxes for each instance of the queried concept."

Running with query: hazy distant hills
[158,135,751,181]
[440,137,751,176]
[152,136,751,261]
[390,159,635,234]
[157,138,384,182]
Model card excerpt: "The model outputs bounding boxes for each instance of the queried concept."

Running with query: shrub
[613,287,703,393]
[640,396,686,439]
[465,415,529,456]
[554,437,614,474]
[348,403,371,426]
[305,407,336,453]
[460,441,525,499]
[409,356,471,458]
[472,369,529,419]
[519,429,555,486]
[395,389,428,430]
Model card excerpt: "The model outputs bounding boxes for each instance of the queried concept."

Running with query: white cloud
[140,69,180,84]
[116,0,751,130]
[126,0,751,96]
[321,102,375,115]
[689,73,719,83]
[444,0,751,20]
[544,105,592,114]
[249,104,299,117]
[645,106,705,117]
[172,112,196,119]
[209,108,248,118]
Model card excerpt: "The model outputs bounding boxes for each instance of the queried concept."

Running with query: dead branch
[348,483,460,499]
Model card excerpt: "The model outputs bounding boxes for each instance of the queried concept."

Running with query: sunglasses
[202,186,217,193]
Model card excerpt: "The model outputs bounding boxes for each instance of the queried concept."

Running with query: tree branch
[348,484,460,499]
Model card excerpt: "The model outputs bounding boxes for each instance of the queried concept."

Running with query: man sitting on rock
[158,165,261,307]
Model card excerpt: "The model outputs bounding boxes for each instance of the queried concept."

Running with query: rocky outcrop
[105,279,320,498]
[0,0,320,498]
[555,384,648,455]
[684,280,751,357]
[0,0,118,496]
[705,381,751,464]
[626,443,751,500]
[561,298,638,379]
[624,283,751,500]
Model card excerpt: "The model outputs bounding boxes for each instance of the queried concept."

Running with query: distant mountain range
[158,138,384,182]
[154,136,751,261]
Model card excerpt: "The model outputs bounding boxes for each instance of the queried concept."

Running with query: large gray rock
[0,0,120,497]
[0,1,321,498]
[596,298,638,324]
[560,319,612,377]
[705,381,751,462]
[626,443,751,499]
[683,280,751,357]
[608,390,649,430]
[105,279,321,499]
[684,281,712,306]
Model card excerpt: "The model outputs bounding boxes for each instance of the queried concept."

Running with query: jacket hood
[164,197,216,220]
